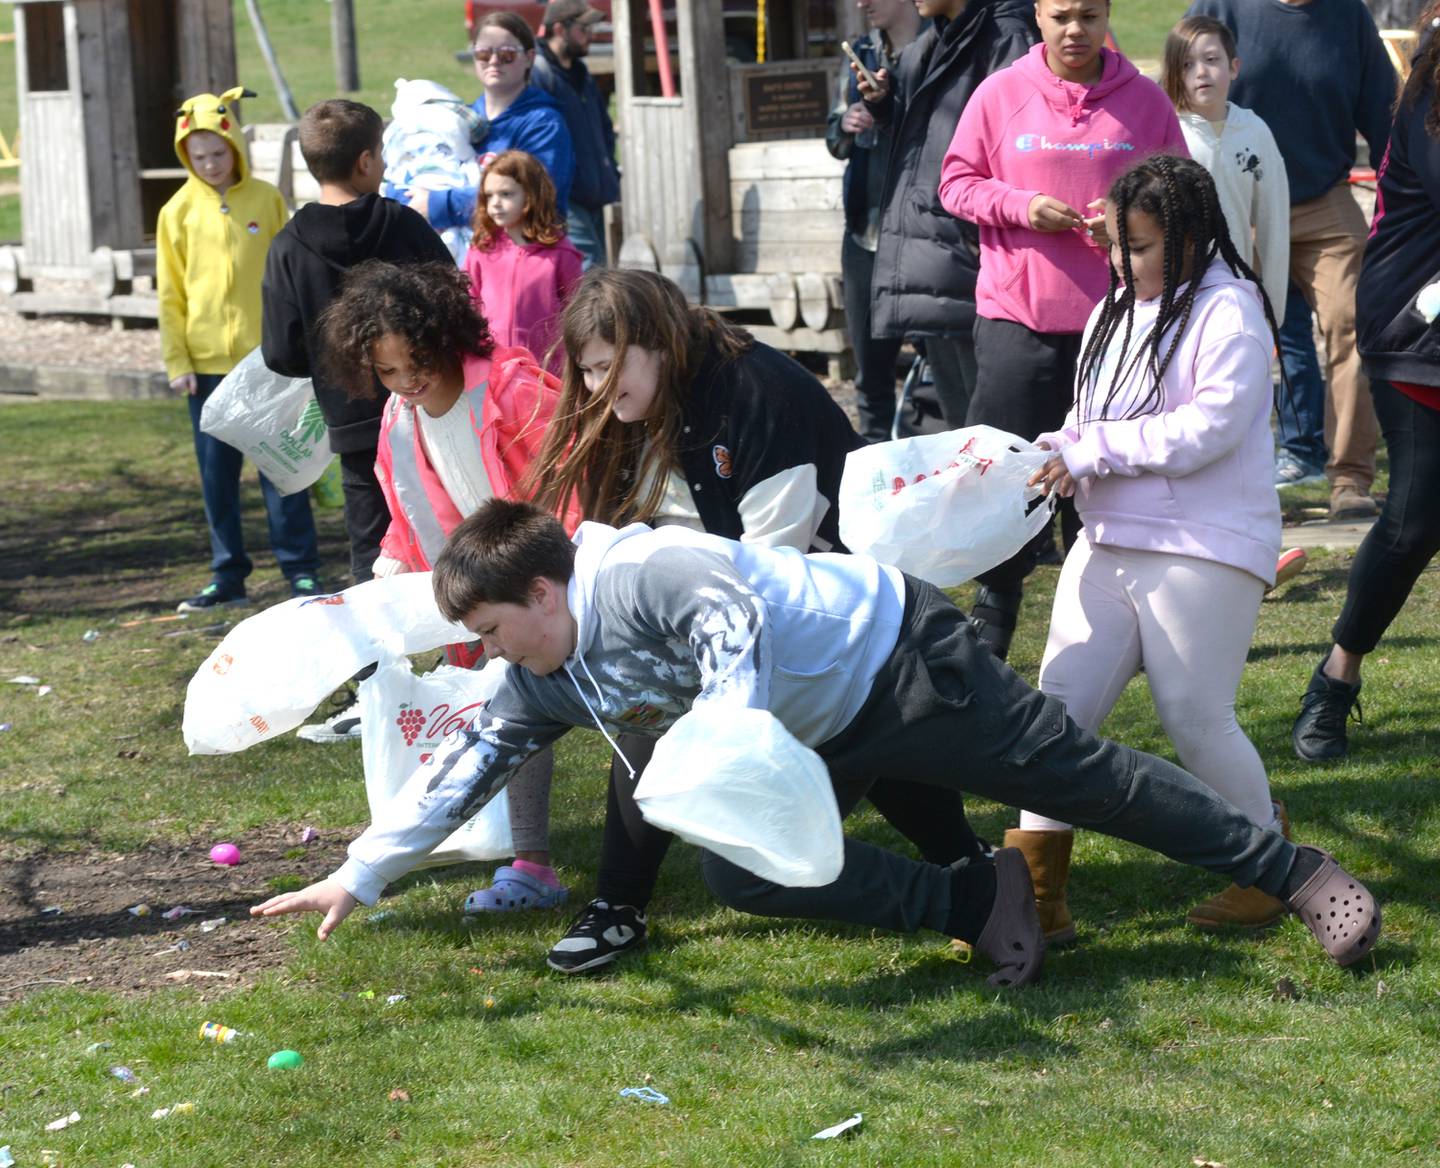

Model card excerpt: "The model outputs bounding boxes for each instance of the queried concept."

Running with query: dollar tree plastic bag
[199,348,333,495]
[183,573,471,754]
[358,655,513,866]
[634,707,843,887]
[838,424,1055,588]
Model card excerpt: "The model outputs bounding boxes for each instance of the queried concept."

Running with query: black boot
[1292,657,1362,762]
[970,585,1024,661]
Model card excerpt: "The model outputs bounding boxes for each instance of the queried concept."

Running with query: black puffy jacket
[866,0,1036,339]
[1357,70,1440,388]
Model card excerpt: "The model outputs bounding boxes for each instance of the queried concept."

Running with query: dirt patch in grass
[0,824,354,1002]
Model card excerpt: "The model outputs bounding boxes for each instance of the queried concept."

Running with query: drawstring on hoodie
[564,656,637,780]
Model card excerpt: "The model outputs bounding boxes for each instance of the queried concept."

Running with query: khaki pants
[1290,183,1379,492]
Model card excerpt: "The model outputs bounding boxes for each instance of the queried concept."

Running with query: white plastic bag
[838,424,1055,587]
[199,348,332,495]
[183,573,471,754]
[358,655,513,867]
[634,706,843,887]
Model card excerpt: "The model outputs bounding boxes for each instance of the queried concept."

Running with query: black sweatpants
[338,446,390,585]
[841,235,905,443]
[701,578,1297,936]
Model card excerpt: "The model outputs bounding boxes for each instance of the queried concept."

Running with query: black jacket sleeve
[261,244,312,379]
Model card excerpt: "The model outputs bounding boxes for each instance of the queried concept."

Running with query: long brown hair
[469,150,566,247]
[1160,16,1237,113]
[523,268,753,525]
[1402,2,1440,136]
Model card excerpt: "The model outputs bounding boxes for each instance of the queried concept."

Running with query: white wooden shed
[0,0,236,316]
[610,0,865,366]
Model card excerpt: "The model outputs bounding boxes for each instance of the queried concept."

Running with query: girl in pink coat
[1021,156,1287,940]
[464,149,584,378]
[937,0,1186,660]
[320,259,579,917]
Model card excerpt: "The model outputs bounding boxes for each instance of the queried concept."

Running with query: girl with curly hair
[320,258,579,915]
[1019,154,1287,937]
[464,150,584,377]
[523,267,992,975]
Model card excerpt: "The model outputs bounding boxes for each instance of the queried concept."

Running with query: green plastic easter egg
[267,1049,304,1070]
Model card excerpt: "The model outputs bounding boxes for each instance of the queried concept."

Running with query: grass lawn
[2,399,1438,1167]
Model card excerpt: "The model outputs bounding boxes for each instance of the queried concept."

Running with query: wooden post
[244,0,301,121]
[331,0,360,92]
[676,0,732,273]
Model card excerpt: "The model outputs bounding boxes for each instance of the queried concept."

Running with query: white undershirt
[416,400,493,516]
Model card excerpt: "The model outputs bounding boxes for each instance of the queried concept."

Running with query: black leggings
[1332,379,1440,654]
[594,733,988,909]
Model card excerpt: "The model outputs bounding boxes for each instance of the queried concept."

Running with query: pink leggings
[1020,535,1276,832]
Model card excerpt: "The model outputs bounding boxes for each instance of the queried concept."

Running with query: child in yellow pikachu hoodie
[158,88,321,613]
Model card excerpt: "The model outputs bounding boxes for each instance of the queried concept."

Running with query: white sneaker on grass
[295,700,362,743]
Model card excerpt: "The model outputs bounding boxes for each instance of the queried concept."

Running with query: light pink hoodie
[1037,260,1281,585]
[938,44,1186,334]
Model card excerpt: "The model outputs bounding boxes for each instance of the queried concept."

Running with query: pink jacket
[463,233,584,377]
[375,346,580,576]
[938,45,1187,334]
[1038,260,1281,585]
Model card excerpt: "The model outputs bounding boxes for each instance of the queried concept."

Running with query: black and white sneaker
[546,899,647,974]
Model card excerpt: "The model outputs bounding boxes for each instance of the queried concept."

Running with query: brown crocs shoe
[1283,846,1381,967]
[974,847,1047,988]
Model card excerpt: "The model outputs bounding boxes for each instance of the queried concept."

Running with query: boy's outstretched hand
[250,878,358,941]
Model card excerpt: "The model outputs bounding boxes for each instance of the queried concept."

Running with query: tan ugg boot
[1187,802,1290,930]
[1004,828,1077,945]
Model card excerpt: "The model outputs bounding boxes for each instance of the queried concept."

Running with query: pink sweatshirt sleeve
[463,246,485,308]
[938,87,1039,229]
[1059,326,1272,481]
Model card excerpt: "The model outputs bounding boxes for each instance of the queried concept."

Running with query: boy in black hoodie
[263,100,453,743]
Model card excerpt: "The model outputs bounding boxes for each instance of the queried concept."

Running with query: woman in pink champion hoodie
[937,0,1186,659]
[1020,156,1286,941]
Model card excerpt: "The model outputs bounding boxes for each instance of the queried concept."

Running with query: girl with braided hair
[1015,154,1291,937]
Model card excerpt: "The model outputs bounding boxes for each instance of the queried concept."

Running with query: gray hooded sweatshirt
[333,521,906,903]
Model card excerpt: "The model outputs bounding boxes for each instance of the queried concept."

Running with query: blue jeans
[566,203,607,270]
[188,373,320,587]
[1275,279,1327,469]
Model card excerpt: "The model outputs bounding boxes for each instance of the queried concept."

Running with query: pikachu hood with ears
[174,86,253,183]
[157,85,289,381]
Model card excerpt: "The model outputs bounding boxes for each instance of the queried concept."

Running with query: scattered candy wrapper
[0,723,11,732]
[163,905,199,921]
[386,994,406,1005]
[155,939,193,955]
[37,685,53,697]
[199,917,227,933]
[152,1101,195,1120]
[110,1065,138,1083]
[388,1088,411,1102]
[0,1146,13,1168]
[45,1110,81,1131]
[41,905,63,916]
[82,629,100,643]
[811,1113,863,1140]
[301,826,319,843]
[619,1086,670,1105]
[128,903,152,917]
[8,675,40,685]
[164,969,235,982]
[130,1086,150,1097]
[366,911,394,924]
[85,1042,111,1055]
[357,989,376,1000]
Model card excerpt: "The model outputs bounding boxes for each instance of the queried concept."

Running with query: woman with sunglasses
[414,11,577,236]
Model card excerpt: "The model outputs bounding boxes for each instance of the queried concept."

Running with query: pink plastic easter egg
[209,843,241,866]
